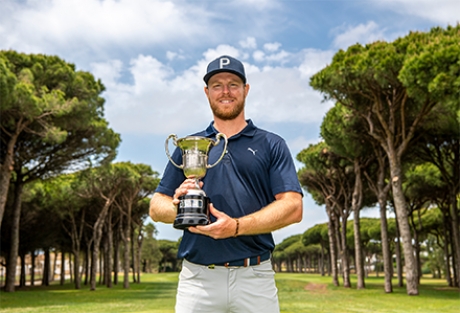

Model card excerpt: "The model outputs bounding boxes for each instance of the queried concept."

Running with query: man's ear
[244,83,250,96]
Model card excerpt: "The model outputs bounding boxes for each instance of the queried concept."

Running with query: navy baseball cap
[203,55,246,85]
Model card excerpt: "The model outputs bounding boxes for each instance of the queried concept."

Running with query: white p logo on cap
[219,57,230,69]
[203,55,246,84]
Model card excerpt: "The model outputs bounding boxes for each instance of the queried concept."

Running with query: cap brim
[203,69,246,84]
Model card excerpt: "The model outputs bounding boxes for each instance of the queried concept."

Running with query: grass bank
[0,273,458,313]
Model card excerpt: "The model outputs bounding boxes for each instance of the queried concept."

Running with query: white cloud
[202,45,243,63]
[252,48,290,63]
[239,37,257,50]
[166,51,185,61]
[332,21,386,49]
[131,55,174,90]
[375,0,460,25]
[233,0,280,9]
[265,50,290,63]
[288,136,320,157]
[264,42,281,52]
[91,60,124,86]
[92,55,211,135]
[298,48,335,79]
[246,66,327,124]
[0,0,211,58]
[253,50,265,62]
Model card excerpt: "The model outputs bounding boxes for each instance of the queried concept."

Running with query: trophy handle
[165,134,183,169]
[207,133,228,169]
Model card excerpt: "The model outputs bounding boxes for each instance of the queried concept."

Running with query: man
[150,55,303,313]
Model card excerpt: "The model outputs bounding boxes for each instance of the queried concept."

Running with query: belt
[209,251,271,268]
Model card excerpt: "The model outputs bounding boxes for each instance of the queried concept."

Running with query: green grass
[276,274,459,313]
[0,273,458,313]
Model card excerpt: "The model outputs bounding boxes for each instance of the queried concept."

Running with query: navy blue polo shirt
[155,119,303,265]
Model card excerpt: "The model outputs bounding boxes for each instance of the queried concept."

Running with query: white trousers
[175,259,280,313]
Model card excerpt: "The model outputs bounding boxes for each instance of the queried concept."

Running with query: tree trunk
[99,248,103,286]
[5,180,24,292]
[120,213,130,289]
[19,253,26,287]
[326,205,339,286]
[31,251,36,286]
[364,146,393,292]
[42,248,50,286]
[60,251,65,285]
[52,250,58,282]
[394,212,404,287]
[69,253,73,283]
[123,235,130,288]
[451,234,459,288]
[84,245,90,286]
[333,209,343,279]
[389,157,418,295]
[339,213,351,288]
[131,227,136,283]
[89,245,94,286]
[103,232,109,286]
[104,208,113,288]
[106,208,113,288]
[320,243,325,276]
[136,226,143,283]
[449,191,460,288]
[71,248,80,289]
[64,209,84,289]
[90,199,112,291]
[441,212,453,286]
[0,124,25,229]
[412,226,421,284]
[90,236,100,290]
[113,224,120,285]
[379,199,393,293]
[352,159,365,289]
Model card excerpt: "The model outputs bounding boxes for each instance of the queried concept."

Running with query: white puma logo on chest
[248,147,258,155]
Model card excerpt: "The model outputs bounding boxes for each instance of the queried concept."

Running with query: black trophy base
[173,193,210,230]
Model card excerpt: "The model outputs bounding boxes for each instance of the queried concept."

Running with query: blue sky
[1,0,458,243]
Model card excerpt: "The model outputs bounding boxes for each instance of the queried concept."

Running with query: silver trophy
[165,133,227,229]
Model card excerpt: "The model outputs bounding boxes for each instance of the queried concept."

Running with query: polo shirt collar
[204,119,257,139]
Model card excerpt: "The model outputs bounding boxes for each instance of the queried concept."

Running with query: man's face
[204,72,250,121]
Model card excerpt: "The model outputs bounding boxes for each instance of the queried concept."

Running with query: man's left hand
[188,204,238,239]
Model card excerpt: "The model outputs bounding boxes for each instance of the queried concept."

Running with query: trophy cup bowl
[165,133,227,229]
